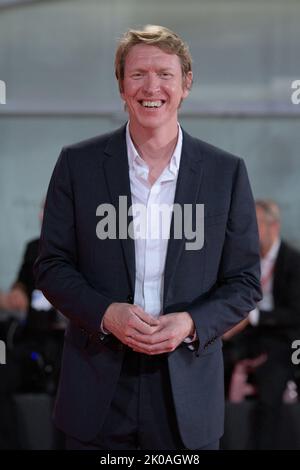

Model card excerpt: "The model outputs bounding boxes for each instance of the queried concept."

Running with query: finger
[131,305,160,326]
[128,329,170,345]
[129,311,161,335]
[244,384,256,396]
[127,337,177,354]
[132,344,173,355]
[251,354,268,368]
[129,318,161,336]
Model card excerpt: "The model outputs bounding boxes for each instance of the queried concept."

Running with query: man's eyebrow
[158,68,174,72]
[129,67,174,73]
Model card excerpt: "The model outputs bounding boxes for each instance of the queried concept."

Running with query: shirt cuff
[100,318,111,335]
[248,307,260,326]
[183,330,198,344]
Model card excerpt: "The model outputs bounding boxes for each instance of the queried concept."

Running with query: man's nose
[143,73,160,95]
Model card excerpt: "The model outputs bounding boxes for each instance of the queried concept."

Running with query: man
[247,200,300,449]
[34,25,261,450]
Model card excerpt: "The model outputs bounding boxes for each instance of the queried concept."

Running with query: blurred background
[0,0,300,450]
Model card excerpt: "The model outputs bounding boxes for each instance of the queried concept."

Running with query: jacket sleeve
[34,148,114,334]
[187,159,262,355]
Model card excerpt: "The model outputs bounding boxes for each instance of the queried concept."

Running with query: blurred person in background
[225,199,300,449]
[250,200,300,449]
[0,201,65,396]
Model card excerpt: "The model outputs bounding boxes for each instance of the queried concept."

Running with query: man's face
[120,44,192,132]
[256,206,279,256]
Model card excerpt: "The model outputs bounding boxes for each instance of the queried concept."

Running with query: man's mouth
[139,100,165,108]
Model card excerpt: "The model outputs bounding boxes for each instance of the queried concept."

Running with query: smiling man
[34,25,261,450]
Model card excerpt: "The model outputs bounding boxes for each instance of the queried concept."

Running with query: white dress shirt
[126,122,182,317]
[249,238,281,325]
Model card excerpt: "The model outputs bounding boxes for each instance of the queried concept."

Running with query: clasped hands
[102,302,195,355]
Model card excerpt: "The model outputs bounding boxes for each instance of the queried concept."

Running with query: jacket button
[127,294,134,304]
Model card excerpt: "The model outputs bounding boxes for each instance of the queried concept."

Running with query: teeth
[142,100,163,108]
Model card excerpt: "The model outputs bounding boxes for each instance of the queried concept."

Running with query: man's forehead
[125,44,180,67]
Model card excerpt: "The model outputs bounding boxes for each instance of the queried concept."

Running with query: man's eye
[131,73,143,79]
[159,72,172,78]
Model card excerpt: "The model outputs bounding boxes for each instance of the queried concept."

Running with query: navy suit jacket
[256,241,300,343]
[34,125,261,449]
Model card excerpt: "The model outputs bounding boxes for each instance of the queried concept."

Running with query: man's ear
[182,71,193,98]
[119,80,124,98]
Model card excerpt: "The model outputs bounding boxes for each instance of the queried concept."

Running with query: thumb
[131,305,160,326]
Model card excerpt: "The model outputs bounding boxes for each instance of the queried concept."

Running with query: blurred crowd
[0,204,66,449]
[223,199,300,449]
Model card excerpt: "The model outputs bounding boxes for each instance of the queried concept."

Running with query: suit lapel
[163,130,204,307]
[102,126,136,294]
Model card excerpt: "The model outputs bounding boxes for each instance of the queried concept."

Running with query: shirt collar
[126,122,182,180]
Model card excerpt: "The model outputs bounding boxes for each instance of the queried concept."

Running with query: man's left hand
[126,311,195,355]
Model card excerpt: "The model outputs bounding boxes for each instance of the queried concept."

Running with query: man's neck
[128,121,179,167]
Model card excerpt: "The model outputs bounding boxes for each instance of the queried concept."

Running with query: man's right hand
[0,288,28,312]
[102,302,160,346]
[7,288,29,312]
